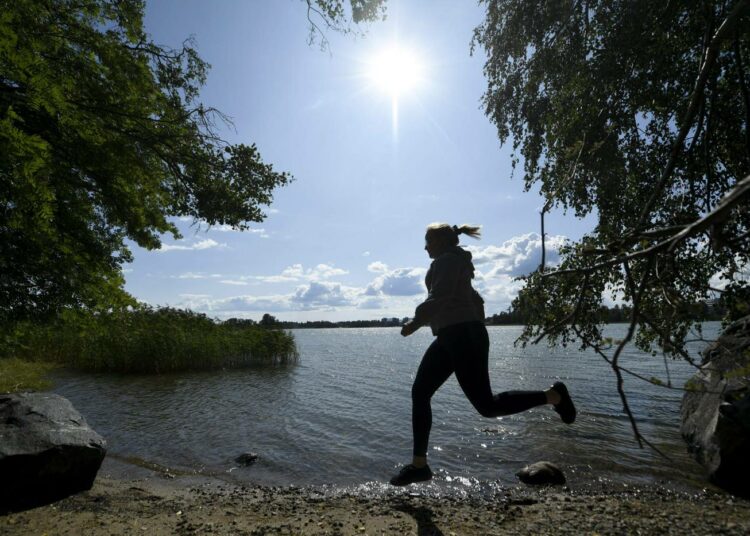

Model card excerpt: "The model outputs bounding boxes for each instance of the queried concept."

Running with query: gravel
[3,473,749,535]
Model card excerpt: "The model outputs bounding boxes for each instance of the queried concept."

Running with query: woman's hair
[426,223,482,246]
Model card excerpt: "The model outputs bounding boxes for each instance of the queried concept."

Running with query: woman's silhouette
[390,223,576,486]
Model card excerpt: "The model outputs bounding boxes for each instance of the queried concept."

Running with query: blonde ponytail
[426,223,482,246]
[454,224,482,240]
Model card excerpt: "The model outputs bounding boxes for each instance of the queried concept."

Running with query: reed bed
[2,307,298,374]
[0,358,57,393]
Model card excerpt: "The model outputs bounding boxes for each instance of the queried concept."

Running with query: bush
[1,306,298,373]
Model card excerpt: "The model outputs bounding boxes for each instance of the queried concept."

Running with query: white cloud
[362,251,371,257]
[256,273,301,284]
[175,272,223,280]
[210,224,267,236]
[220,280,249,286]
[310,263,348,279]
[216,295,293,313]
[180,293,292,313]
[178,281,361,315]
[367,261,388,273]
[366,267,426,297]
[467,232,566,277]
[194,239,223,250]
[457,233,566,312]
[167,233,571,319]
[473,274,525,307]
[254,263,348,283]
[217,226,269,238]
[209,224,235,232]
[292,281,352,307]
[358,234,562,309]
[158,238,225,252]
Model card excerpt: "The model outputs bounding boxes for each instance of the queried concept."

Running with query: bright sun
[367,46,424,98]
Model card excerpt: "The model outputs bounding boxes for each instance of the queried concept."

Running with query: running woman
[390,223,576,486]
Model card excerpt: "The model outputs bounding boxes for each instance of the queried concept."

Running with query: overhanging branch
[635,0,750,230]
[543,173,750,278]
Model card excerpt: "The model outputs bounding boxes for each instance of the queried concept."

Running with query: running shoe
[552,381,576,424]
[389,464,433,486]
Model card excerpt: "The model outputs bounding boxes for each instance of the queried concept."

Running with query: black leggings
[411,322,547,457]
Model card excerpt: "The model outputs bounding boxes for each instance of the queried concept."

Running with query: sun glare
[367,46,424,98]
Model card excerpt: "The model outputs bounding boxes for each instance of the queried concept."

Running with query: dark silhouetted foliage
[0,0,292,321]
[473,0,750,358]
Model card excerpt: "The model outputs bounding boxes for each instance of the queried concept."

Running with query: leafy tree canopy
[474,0,750,362]
[474,0,750,446]
[305,0,387,41]
[1,0,296,321]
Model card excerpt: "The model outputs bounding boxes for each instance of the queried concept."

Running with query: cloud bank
[172,233,567,319]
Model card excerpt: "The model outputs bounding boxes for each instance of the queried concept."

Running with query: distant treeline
[485,301,726,325]
[227,314,409,329]
[242,302,726,330]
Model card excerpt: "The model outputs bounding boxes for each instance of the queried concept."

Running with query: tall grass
[2,307,298,373]
[0,358,57,393]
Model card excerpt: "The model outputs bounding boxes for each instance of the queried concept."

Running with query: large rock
[681,315,750,496]
[0,392,107,511]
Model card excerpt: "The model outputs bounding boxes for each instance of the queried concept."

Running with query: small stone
[235,452,259,466]
[516,461,566,485]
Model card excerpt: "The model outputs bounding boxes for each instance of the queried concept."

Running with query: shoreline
[3,458,750,535]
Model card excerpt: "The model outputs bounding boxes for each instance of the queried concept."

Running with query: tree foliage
[474,0,750,447]
[0,0,292,321]
[304,0,387,49]
[474,0,750,354]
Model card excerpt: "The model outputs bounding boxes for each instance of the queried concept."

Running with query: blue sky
[124,0,595,321]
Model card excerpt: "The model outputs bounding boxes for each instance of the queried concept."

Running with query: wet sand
[3,459,750,535]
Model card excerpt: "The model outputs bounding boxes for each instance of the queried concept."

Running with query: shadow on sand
[391,499,445,536]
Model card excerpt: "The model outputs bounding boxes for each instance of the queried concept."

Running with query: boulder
[681,315,750,496]
[516,461,566,485]
[0,392,107,511]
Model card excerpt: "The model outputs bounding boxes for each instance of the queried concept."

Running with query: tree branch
[543,174,750,278]
[532,274,590,344]
[733,33,750,166]
[306,0,333,51]
[635,0,750,230]
[539,135,586,272]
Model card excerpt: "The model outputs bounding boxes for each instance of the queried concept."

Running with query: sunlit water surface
[51,324,718,493]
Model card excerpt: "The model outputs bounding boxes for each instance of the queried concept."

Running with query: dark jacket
[413,246,485,335]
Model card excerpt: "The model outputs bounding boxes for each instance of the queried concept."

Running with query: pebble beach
[4,463,750,535]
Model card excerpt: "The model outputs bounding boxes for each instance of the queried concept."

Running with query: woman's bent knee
[412,384,430,404]
[471,400,496,418]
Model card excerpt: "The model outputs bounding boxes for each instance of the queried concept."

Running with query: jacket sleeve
[412,255,461,326]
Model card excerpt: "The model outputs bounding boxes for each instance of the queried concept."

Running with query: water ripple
[50,324,717,491]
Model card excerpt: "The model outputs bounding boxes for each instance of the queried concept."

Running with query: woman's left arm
[410,255,461,329]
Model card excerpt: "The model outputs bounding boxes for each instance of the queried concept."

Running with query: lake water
[50,324,718,493]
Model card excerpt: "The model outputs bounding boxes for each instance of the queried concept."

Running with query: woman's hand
[401,322,419,337]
